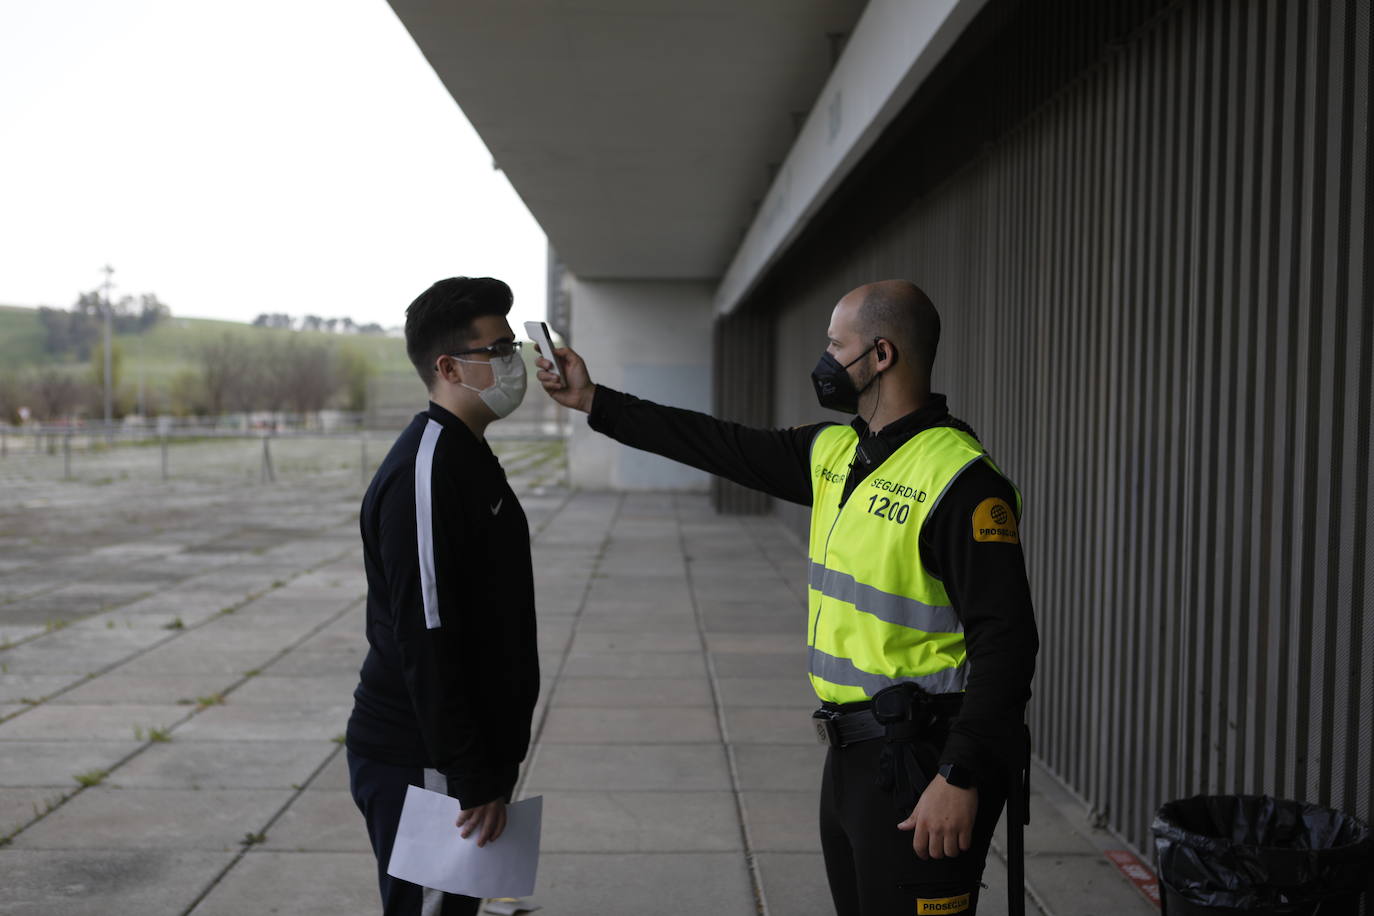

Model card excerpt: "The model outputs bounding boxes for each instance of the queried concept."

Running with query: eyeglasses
[446,339,522,360]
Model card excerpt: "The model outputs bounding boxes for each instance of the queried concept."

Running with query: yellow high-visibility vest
[806,423,1021,704]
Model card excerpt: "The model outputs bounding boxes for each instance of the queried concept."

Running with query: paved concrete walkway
[0,441,1158,915]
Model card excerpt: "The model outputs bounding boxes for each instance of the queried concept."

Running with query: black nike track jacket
[346,402,539,808]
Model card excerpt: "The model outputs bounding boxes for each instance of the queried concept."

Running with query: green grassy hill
[0,305,50,368]
[0,304,411,388]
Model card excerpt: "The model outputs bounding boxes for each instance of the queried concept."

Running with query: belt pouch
[872,685,940,817]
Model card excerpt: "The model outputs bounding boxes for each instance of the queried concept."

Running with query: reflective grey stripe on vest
[809,646,967,696]
[808,562,963,634]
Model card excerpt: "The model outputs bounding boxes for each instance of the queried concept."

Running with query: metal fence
[1,414,570,487]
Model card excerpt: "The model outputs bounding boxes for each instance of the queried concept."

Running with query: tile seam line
[514,489,624,802]
[0,553,361,847]
[0,543,359,725]
[177,743,348,915]
[0,515,358,649]
[0,477,358,612]
[3,592,360,845]
[987,756,1160,916]
[54,478,573,906]
[677,495,770,916]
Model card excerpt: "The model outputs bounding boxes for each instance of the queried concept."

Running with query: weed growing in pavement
[44,619,68,633]
[241,831,267,846]
[163,617,185,630]
[18,792,67,837]
[271,580,285,589]
[195,693,225,708]
[243,668,262,677]
[331,733,345,745]
[74,769,108,788]
[132,724,171,742]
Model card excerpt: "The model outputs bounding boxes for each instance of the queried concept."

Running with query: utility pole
[137,330,145,418]
[101,264,115,428]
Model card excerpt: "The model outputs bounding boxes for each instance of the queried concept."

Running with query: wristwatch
[938,762,977,789]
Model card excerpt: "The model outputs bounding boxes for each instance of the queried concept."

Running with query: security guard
[535,279,1038,916]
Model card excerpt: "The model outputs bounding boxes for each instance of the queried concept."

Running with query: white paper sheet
[387,786,542,899]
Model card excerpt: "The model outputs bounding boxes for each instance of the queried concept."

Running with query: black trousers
[347,749,481,916]
[819,737,1006,916]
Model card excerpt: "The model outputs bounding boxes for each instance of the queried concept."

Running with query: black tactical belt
[812,692,963,748]
[812,707,886,747]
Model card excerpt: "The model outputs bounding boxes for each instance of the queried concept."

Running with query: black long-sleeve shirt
[346,403,539,808]
[588,386,1037,778]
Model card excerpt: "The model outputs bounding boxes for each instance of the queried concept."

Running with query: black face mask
[811,343,877,413]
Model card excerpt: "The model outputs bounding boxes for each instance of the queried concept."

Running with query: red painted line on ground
[1105,849,1162,908]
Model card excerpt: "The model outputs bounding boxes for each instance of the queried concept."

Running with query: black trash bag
[1152,794,1372,915]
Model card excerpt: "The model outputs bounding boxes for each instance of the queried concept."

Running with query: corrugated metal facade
[712,307,776,514]
[723,0,1373,855]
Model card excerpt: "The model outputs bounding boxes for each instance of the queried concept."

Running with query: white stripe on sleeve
[414,418,443,630]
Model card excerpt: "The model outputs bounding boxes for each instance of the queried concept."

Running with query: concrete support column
[567,277,714,491]
[711,306,775,514]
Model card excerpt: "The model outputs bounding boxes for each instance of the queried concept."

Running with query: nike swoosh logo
[491,499,503,515]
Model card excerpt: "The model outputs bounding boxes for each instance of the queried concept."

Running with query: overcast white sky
[0,0,548,330]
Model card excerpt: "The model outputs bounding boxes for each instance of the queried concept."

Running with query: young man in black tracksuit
[346,277,538,916]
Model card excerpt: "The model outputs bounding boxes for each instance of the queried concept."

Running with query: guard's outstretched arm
[536,345,823,505]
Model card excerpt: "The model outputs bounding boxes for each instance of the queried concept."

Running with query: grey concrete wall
[731,0,1374,856]
[567,277,714,491]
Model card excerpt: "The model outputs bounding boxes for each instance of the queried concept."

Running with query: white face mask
[455,351,527,418]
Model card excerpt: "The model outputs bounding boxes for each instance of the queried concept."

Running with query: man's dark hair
[405,277,513,388]
[856,279,940,380]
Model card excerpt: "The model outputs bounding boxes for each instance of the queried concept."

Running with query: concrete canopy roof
[387,0,866,280]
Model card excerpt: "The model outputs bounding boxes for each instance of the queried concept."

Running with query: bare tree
[0,372,23,424]
[136,293,171,331]
[29,369,84,421]
[194,332,352,420]
[286,339,337,413]
[250,336,294,417]
[336,346,375,412]
[197,334,246,417]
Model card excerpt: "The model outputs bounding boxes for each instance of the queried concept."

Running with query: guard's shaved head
[850,279,940,380]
